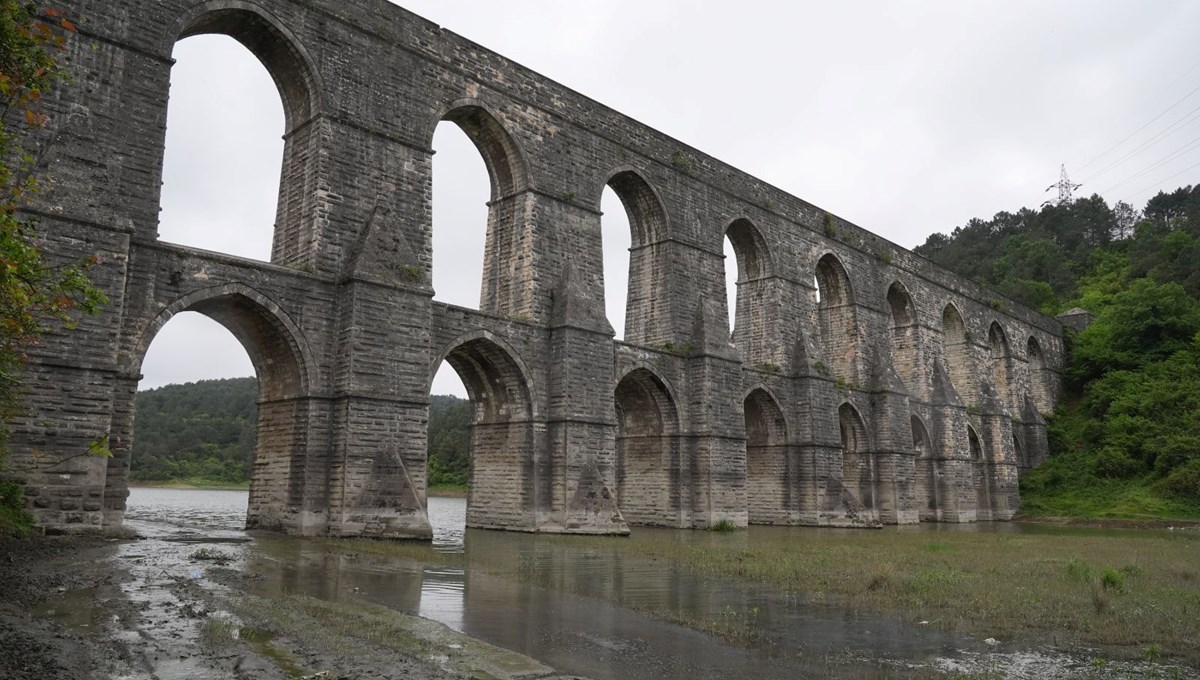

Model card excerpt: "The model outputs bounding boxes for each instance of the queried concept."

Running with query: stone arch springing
[911,415,940,521]
[161,4,324,267]
[604,170,672,344]
[887,282,919,391]
[122,285,314,531]
[744,387,789,524]
[988,321,1013,410]
[1012,431,1025,470]
[725,218,773,355]
[614,366,682,527]
[433,102,533,316]
[941,304,972,401]
[433,333,537,530]
[1026,336,1051,412]
[838,402,875,514]
[815,254,858,377]
[967,424,990,519]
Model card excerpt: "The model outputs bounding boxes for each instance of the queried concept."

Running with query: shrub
[1101,567,1126,593]
[1091,446,1143,479]
[1154,459,1200,501]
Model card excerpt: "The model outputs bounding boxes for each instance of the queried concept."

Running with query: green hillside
[916,185,1200,519]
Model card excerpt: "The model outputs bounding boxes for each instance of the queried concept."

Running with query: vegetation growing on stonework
[917,184,1200,518]
[0,2,106,536]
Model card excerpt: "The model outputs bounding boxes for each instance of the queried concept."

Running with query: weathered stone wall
[9,0,1065,536]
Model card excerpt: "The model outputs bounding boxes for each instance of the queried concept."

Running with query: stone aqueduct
[16,0,1064,536]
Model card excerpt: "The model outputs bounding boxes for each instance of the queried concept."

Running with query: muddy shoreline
[0,532,585,680]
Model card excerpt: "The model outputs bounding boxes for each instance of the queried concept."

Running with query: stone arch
[1026,336,1051,412]
[131,284,313,401]
[603,169,672,344]
[744,386,789,524]
[432,330,537,422]
[430,101,534,317]
[614,366,682,527]
[604,169,670,247]
[433,332,537,529]
[838,402,875,513]
[725,218,773,352]
[161,3,327,268]
[124,283,315,531]
[436,100,532,201]
[941,303,972,401]
[170,1,323,132]
[911,415,940,521]
[968,423,990,520]
[1012,431,1025,469]
[815,254,859,377]
[988,321,1013,409]
[886,281,919,391]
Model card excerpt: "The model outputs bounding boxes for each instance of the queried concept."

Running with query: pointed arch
[437,100,531,200]
[171,2,322,132]
[815,253,854,306]
[128,283,316,531]
[967,424,990,519]
[941,303,972,401]
[429,101,534,317]
[744,387,790,524]
[816,254,859,377]
[603,169,672,344]
[725,218,773,354]
[838,402,875,512]
[433,332,537,530]
[132,283,312,401]
[886,281,919,391]
[615,367,682,527]
[433,332,535,424]
[988,321,1013,409]
[967,425,984,460]
[605,169,670,247]
[161,3,326,267]
[1026,336,1051,412]
[911,415,941,521]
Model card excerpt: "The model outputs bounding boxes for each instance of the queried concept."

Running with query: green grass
[1020,452,1200,520]
[514,526,1200,664]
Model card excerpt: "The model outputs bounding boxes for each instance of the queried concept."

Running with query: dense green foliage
[131,379,473,490]
[918,185,1200,518]
[428,394,471,489]
[0,2,104,535]
[132,378,258,484]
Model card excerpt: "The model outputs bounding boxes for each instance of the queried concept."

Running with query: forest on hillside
[916,184,1200,517]
[131,380,473,488]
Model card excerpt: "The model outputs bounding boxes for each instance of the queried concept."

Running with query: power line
[1079,101,1200,184]
[1121,157,1200,203]
[1076,78,1200,174]
[1097,133,1200,194]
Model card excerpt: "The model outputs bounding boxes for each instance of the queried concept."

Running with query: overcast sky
[142,0,1200,397]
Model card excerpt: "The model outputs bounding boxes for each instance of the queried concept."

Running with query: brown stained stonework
[11,0,1063,537]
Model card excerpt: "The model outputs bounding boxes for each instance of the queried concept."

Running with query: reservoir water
[123,487,989,679]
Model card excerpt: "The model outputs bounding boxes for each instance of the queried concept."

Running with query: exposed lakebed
[28,487,1195,679]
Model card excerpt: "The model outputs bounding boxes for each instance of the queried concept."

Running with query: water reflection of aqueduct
[17,0,1062,537]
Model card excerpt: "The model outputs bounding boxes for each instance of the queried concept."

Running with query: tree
[0,1,105,534]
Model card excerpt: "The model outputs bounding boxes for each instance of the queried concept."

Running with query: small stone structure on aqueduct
[14,0,1064,536]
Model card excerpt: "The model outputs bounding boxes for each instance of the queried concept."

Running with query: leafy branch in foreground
[0,1,106,535]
